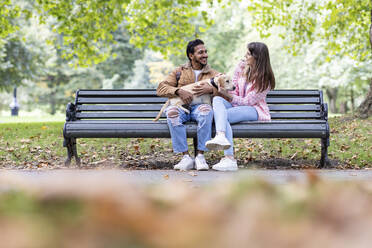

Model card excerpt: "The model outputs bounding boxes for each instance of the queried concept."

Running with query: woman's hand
[218,88,233,102]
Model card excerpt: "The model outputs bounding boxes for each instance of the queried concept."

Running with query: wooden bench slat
[67,121,328,129]
[267,90,320,96]
[76,112,321,119]
[77,104,320,112]
[78,90,157,97]
[77,97,320,105]
[65,121,328,139]
[266,97,320,104]
[77,105,163,111]
[77,89,321,97]
[270,112,321,119]
[76,112,162,119]
[77,97,168,104]
[269,105,320,111]
[68,120,328,124]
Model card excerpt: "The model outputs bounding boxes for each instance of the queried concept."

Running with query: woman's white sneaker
[174,154,194,171]
[212,157,238,171]
[205,134,231,151]
[195,154,209,171]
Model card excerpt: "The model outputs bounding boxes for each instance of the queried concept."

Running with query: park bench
[63,89,330,167]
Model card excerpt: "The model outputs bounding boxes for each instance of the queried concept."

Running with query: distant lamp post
[9,87,19,116]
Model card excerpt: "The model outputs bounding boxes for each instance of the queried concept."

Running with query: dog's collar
[210,77,218,89]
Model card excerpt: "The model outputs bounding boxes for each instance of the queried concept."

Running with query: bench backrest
[72,89,327,121]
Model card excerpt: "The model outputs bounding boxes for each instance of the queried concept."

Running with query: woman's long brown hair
[245,42,275,92]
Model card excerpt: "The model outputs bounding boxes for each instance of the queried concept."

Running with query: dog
[154,74,235,121]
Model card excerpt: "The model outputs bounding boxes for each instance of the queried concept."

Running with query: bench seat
[64,120,328,139]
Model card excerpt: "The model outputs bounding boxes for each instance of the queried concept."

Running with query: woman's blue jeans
[213,96,258,156]
[166,104,213,153]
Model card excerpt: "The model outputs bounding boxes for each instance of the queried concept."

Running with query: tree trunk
[357,79,372,118]
[350,87,355,112]
[370,7,372,48]
[326,88,338,113]
[357,8,372,118]
[50,90,56,115]
[339,101,348,114]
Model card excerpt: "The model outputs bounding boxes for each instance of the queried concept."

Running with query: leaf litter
[0,116,371,169]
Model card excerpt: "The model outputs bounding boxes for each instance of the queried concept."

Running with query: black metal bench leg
[193,137,198,156]
[63,138,80,166]
[63,138,73,166]
[320,137,330,168]
[71,138,81,166]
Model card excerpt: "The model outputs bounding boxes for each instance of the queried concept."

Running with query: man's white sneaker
[195,154,209,171]
[174,154,194,171]
[205,134,231,151]
[212,157,238,171]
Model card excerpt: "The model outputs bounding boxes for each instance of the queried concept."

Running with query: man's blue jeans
[213,96,258,156]
[166,104,213,153]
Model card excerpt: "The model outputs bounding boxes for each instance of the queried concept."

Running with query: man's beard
[196,58,207,67]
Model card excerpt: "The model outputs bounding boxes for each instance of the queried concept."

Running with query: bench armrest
[66,102,77,121]
[320,103,328,121]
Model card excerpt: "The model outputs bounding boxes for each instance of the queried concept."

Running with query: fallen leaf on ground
[188,172,197,177]
[6,148,15,152]
[290,152,297,160]
[20,139,31,144]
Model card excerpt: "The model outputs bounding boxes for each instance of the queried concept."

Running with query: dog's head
[214,74,235,91]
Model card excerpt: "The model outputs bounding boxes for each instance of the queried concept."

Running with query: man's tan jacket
[157,62,220,98]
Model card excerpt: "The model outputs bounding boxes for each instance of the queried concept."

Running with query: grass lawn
[0,115,371,169]
[0,112,65,123]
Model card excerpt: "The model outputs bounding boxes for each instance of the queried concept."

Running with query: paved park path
[1,169,372,187]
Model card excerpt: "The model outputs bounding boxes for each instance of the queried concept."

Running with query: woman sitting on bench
[206,42,275,171]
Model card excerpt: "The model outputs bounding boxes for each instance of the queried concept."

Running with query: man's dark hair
[186,39,204,61]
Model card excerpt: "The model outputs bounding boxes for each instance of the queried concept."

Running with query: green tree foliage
[168,1,249,73]
[0,34,45,91]
[1,0,370,116]
[0,0,49,91]
[28,28,143,114]
[0,0,21,39]
[124,50,162,89]
[96,24,143,88]
[240,0,371,116]
[31,0,212,65]
[203,4,246,73]
[244,0,371,61]
[1,0,215,65]
[0,0,145,113]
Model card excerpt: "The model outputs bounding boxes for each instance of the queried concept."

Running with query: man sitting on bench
[157,39,220,171]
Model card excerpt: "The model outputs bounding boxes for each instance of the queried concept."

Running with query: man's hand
[192,82,213,96]
[177,89,193,105]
